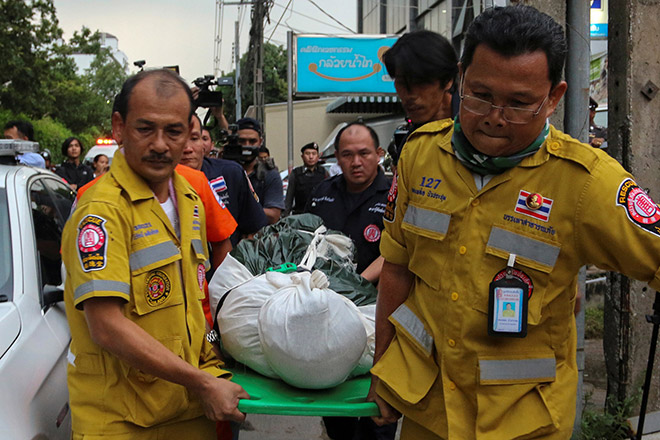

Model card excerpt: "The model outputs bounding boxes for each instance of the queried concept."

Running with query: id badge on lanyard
[488,254,529,338]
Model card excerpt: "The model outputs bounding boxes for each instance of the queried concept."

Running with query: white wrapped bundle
[258,270,368,389]
[210,254,293,378]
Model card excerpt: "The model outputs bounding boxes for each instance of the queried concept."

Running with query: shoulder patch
[617,178,660,236]
[384,170,398,222]
[77,215,108,272]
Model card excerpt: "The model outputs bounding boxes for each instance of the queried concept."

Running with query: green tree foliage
[0,0,68,117]
[0,1,126,153]
[222,42,288,122]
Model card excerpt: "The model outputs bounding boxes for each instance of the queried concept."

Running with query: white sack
[258,270,367,389]
[210,254,293,378]
[351,304,376,377]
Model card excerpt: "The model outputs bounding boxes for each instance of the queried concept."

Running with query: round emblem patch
[492,268,534,299]
[363,224,381,243]
[78,223,105,253]
[525,193,544,210]
[626,186,660,224]
[198,263,206,290]
[146,270,171,307]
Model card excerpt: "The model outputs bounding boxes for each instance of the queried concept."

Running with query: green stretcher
[229,366,380,417]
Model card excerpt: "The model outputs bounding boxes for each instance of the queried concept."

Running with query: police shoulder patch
[77,214,108,272]
[617,178,660,236]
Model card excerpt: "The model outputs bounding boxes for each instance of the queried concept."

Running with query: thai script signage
[294,34,397,95]
[590,0,608,38]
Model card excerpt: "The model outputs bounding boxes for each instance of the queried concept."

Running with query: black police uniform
[305,167,390,274]
[285,165,327,216]
[305,168,395,440]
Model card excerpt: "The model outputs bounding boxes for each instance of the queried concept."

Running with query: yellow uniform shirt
[62,152,228,435]
[373,120,660,439]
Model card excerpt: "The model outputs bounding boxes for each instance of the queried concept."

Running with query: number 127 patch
[419,176,442,189]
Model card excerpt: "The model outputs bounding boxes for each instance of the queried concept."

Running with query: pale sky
[53,0,358,84]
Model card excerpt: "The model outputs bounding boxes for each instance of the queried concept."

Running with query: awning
[326,95,403,114]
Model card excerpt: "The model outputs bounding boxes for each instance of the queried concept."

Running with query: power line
[305,0,355,33]
[267,0,293,43]
[272,1,352,33]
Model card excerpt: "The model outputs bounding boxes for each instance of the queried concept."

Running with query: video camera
[222,124,259,165]
[193,75,223,108]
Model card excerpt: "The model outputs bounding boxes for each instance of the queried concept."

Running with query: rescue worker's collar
[451,117,550,176]
[109,149,196,203]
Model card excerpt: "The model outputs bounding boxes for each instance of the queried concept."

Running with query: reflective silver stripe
[74,280,130,302]
[130,241,179,271]
[403,205,450,235]
[487,227,560,268]
[191,239,205,255]
[390,304,433,355]
[479,357,556,382]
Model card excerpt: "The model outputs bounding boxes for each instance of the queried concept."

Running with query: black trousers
[322,416,397,440]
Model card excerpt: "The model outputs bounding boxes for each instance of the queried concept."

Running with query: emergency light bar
[0,139,40,157]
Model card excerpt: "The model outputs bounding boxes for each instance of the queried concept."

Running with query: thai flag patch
[210,176,227,193]
[514,190,553,222]
[193,205,199,218]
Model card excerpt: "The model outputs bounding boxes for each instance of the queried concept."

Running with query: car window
[30,179,65,288]
[0,189,12,300]
[42,177,75,228]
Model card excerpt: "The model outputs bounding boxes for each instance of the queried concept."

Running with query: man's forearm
[263,207,282,224]
[361,255,384,284]
[374,260,414,363]
[210,238,232,270]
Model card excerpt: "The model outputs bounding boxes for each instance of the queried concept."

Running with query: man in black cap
[283,142,328,216]
[227,117,284,224]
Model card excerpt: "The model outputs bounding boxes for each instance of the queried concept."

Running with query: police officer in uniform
[62,69,248,439]
[370,6,660,439]
[306,121,396,440]
[284,142,327,216]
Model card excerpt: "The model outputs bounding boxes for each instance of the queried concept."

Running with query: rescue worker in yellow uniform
[369,6,660,439]
[62,69,248,439]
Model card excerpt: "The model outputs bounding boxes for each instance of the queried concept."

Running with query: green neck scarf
[452,117,550,175]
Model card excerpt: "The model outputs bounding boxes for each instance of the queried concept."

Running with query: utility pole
[249,0,269,127]
[235,20,242,119]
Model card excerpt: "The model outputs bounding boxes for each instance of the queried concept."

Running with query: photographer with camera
[224,117,284,225]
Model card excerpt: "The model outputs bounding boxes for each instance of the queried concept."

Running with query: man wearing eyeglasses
[369,5,660,440]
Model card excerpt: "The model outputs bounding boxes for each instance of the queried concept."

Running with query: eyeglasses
[459,77,548,124]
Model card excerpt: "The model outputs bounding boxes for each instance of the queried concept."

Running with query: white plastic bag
[210,254,293,378]
[258,270,368,389]
[352,304,376,377]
